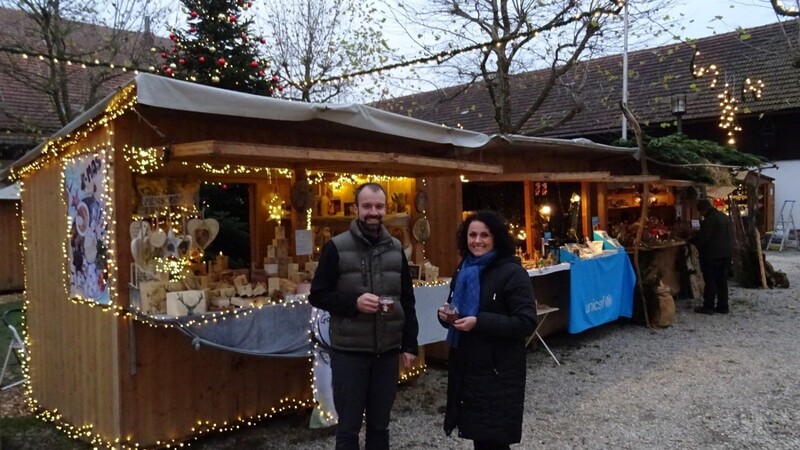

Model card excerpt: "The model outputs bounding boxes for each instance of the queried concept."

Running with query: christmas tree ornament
[212,76,220,83]
[198,56,205,63]
[179,58,186,65]
[250,61,258,68]
[217,57,226,66]
[209,46,216,53]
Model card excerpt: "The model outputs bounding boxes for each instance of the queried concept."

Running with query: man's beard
[359,216,382,234]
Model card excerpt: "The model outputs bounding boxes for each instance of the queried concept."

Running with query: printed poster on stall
[64,154,110,305]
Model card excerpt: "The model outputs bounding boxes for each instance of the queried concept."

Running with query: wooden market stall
[0,74,505,448]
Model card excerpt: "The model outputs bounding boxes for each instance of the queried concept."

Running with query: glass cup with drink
[378,295,396,314]
[443,303,460,323]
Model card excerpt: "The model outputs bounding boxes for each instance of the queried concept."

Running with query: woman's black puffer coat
[442,255,537,444]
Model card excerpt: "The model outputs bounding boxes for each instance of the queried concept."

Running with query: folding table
[526,304,561,366]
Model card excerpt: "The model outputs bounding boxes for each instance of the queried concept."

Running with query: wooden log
[755,228,768,289]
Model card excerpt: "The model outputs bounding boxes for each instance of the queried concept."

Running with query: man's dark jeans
[700,257,730,310]
[331,350,399,450]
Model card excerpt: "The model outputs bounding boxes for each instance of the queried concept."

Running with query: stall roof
[0,182,19,200]
[0,73,638,181]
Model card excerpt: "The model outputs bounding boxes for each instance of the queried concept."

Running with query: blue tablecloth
[568,251,635,333]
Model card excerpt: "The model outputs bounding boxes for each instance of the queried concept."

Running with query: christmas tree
[156,0,281,95]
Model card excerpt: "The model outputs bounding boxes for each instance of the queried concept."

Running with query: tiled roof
[0,7,165,144]
[373,21,800,139]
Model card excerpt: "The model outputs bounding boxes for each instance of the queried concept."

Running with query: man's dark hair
[697,199,712,213]
[354,182,386,205]
[456,210,516,258]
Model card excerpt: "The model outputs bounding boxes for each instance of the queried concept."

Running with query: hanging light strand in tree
[690,48,765,146]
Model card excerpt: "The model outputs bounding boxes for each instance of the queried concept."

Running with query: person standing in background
[438,211,537,450]
[691,199,733,314]
[309,182,418,450]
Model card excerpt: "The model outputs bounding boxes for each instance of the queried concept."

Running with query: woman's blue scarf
[446,250,496,348]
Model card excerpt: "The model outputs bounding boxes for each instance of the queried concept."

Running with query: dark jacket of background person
[691,206,732,260]
[442,255,537,444]
[310,220,418,355]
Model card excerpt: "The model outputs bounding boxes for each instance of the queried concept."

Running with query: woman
[438,211,537,450]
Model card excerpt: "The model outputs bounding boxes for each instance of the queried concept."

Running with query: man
[690,199,733,314]
[309,182,418,450]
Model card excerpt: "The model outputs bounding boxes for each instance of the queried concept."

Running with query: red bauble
[250,61,259,68]
[229,14,236,22]
[268,88,274,95]
[169,33,177,41]
[199,56,205,63]
[165,68,173,75]
[258,70,265,76]
[277,85,284,92]
[190,10,198,18]
[189,26,196,33]
[179,58,186,65]
[260,37,266,44]
[271,75,279,82]
[161,52,167,59]
[217,57,226,66]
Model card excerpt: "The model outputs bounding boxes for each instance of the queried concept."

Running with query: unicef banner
[568,252,635,333]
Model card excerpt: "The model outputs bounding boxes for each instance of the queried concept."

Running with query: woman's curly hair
[456,210,516,258]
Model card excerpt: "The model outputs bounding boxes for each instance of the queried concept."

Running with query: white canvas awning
[1,73,638,182]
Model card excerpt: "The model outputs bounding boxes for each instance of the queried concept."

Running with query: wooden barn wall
[0,200,23,291]
[22,135,120,440]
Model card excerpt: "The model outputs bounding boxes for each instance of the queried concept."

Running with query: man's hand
[402,352,417,369]
[356,293,380,313]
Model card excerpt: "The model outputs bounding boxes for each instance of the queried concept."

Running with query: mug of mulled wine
[443,304,460,323]
[378,296,396,314]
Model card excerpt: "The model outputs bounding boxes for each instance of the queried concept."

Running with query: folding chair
[1,308,26,390]
[525,303,561,366]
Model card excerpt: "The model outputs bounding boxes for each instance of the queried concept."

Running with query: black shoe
[694,306,715,315]
[714,307,729,314]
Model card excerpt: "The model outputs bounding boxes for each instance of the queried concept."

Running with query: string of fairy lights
[689,48,765,145]
[0,1,625,95]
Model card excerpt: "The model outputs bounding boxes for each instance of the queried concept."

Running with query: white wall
[762,160,800,230]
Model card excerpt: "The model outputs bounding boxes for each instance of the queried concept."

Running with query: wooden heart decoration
[187,218,219,250]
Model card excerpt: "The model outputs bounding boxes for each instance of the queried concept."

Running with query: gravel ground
[3,252,800,449]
